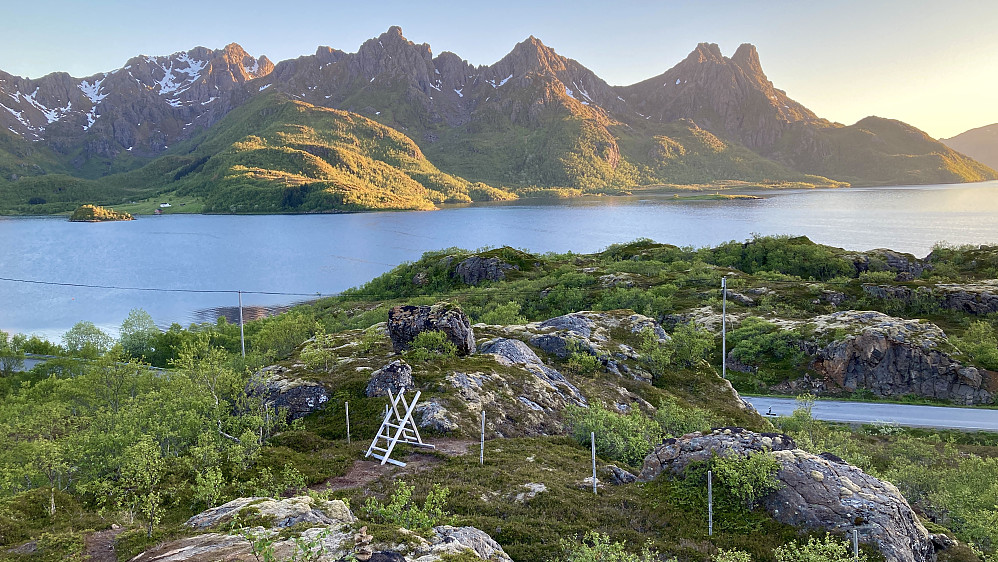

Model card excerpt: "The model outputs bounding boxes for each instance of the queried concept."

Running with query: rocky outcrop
[185,496,353,530]
[808,311,994,404]
[638,429,935,562]
[366,360,414,397]
[851,249,930,278]
[248,366,329,421]
[133,497,354,561]
[480,338,587,407]
[132,496,510,562]
[453,256,518,285]
[387,303,475,355]
[862,281,998,316]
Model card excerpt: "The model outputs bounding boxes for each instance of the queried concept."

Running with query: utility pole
[721,277,727,380]
[238,290,246,357]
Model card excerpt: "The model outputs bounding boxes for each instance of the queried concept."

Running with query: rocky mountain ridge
[1,27,994,209]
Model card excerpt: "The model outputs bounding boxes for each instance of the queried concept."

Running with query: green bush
[362,480,451,532]
[564,403,660,467]
[857,270,896,283]
[952,321,998,370]
[252,309,320,361]
[774,535,866,562]
[682,451,782,511]
[478,300,527,325]
[669,321,715,368]
[714,549,754,562]
[405,331,457,362]
[655,399,716,437]
[62,321,114,358]
[559,531,660,562]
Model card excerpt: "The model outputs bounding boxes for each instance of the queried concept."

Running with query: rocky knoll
[387,303,476,355]
[808,311,994,405]
[131,496,511,562]
[638,429,935,562]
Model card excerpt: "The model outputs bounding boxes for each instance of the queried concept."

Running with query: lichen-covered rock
[388,303,476,355]
[413,526,512,561]
[453,256,518,286]
[133,497,355,561]
[248,366,329,421]
[185,496,353,529]
[366,360,415,397]
[637,429,935,562]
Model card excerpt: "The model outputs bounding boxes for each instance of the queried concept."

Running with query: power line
[0,276,331,298]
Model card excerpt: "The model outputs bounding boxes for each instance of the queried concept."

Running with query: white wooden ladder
[365,389,435,467]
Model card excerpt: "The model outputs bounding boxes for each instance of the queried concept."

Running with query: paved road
[745,396,998,431]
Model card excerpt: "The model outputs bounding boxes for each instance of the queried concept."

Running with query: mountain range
[1,27,995,214]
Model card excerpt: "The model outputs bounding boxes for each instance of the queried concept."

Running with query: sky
[2,0,996,139]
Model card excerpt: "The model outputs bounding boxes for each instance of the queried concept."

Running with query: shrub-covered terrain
[1,236,997,561]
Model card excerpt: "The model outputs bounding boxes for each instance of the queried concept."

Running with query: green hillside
[0,94,516,214]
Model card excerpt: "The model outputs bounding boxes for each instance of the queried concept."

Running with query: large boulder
[453,256,518,286]
[388,303,476,355]
[248,366,330,421]
[638,429,935,562]
[851,249,930,278]
[809,311,994,405]
[366,360,415,397]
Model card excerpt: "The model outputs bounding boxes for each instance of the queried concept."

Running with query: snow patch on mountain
[79,78,108,104]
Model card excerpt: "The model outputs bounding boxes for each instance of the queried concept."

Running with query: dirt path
[83,525,124,562]
[316,438,475,492]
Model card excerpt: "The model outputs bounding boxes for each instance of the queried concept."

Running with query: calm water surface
[2,181,997,338]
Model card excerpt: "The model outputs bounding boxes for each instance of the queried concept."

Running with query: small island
[68,204,134,222]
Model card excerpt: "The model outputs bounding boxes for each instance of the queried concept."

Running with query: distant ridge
[0,28,994,214]
[942,123,998,170]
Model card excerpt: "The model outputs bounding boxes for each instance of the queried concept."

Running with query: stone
[726,291,755,306]
[248,367,329,421]
[388,303,476,355]
[638,430,934,562]
[453,256,518,285]
[365,360,415,397]
[514,482,547,502]
[607,465,638,485]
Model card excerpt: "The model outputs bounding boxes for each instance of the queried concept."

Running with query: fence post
[480,410,485,465]
[708,470,713,536]
[853,529,859,560]
[591,431,597,495]
[345,401,350,444]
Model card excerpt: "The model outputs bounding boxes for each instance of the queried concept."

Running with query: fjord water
[2,181,997,339]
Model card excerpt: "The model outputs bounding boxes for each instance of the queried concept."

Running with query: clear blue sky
[3,0,996,138]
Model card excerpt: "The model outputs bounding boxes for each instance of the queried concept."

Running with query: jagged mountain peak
[730,43,762,73]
